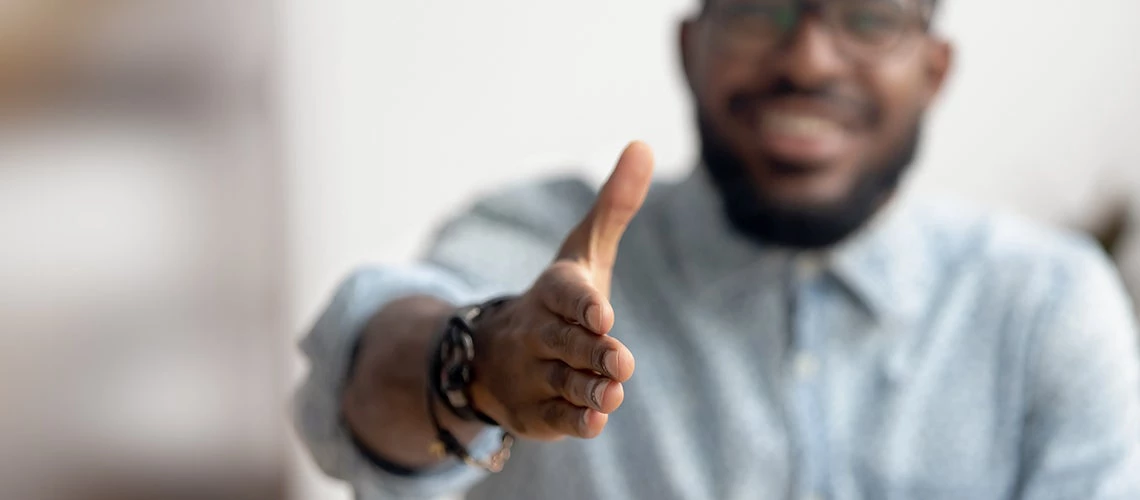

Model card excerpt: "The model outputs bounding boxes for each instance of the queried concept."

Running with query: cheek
[862,66,927,159]
[694,49,758,111]
[695,58,775,161]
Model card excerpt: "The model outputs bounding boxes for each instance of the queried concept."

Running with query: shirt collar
[828,192,935,323]
[664,166,934,323]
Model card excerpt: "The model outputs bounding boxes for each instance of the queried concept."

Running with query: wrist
[425,295,518,471]
[465,300,514,427]
[429,296,515,425]
[467,378,507,429]
[341,295,483,470]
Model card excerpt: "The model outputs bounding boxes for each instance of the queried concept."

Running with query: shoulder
[915,197,1115,286]
[456,173,677,241]
[423,176,600,290]
[912,196,1133,326]
[459,176,598,242]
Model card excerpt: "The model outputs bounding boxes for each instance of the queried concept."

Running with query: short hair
[701,0,940,9]
[699,0,941,25]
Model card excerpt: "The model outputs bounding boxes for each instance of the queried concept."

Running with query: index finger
[535,262,614,334]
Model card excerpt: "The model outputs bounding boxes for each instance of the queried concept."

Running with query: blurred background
[0,0,1137,499]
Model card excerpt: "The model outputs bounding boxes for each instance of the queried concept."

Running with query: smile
[756,110,853,164]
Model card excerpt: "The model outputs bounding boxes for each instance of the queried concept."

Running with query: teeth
[762,113,839,137]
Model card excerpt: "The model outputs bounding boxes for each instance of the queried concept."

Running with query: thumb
[558,141,655,275]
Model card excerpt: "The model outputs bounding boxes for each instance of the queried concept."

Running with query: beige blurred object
[1106,172,1140,311]
[1068,162,1140,313]
[0,0,287,499]
[1120,221,1140,311]
[0,0,119,110]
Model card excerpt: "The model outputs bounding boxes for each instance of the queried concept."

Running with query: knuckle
[518,316,545,350]
[546,364,570,392]
[536,324,555,350]
[520,326,542,352]
[560,324,578,350]
[542,323,571,351]
[541,402,566,425]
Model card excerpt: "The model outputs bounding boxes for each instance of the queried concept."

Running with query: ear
[679,18,700,95]
[921,38,954,105]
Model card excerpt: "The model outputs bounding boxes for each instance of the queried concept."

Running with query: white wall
[914,0,1140,224]
[282,1,1140,498]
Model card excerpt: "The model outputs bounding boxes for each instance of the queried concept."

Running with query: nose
[773,15,850,88]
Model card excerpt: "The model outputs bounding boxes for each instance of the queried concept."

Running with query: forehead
[699,0,940,33]
[703,0,930,7]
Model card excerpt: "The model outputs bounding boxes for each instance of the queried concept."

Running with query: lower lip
[757,126,849,165]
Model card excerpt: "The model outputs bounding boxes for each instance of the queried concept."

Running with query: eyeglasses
[703,0,933,63]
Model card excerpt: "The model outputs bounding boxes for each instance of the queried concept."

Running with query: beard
[700,112,922,249]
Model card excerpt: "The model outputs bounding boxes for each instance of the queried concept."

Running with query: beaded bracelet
[424,296,516,472]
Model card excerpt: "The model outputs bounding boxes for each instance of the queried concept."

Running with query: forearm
[341,295,487,470]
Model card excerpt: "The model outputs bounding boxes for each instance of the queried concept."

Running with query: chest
[493,264,1032,500]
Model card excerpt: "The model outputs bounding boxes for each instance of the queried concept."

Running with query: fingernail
[589,380,609,410]
[603,351,620,378]
[584,304,600,331]
[581,409,592,430]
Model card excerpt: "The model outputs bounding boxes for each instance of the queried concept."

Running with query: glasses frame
[701,0,937,63]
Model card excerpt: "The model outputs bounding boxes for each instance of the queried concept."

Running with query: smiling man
[294,1,1140,499]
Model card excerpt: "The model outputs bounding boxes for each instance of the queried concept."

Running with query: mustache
[728,77,879,124]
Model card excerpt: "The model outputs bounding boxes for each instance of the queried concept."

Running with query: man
[294,0,1140,498]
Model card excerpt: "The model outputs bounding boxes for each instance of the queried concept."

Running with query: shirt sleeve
[1016,244,1140,499]
[291,178,592,498]
[291,265,505,499]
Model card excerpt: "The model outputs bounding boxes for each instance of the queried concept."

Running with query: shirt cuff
[292,264,502,498]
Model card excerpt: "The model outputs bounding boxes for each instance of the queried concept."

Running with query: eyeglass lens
[710,0,919,60]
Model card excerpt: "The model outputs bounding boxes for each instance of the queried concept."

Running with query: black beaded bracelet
[424,296,516,472]
[429,305,504,425]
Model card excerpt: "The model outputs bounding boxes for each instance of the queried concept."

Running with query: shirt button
[793,353,820,380]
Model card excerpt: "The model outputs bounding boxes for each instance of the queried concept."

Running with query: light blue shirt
[294,169,1140,500]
